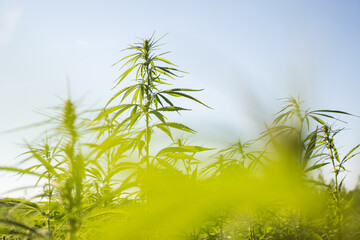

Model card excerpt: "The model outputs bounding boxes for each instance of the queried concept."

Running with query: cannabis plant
[94,34,210,195]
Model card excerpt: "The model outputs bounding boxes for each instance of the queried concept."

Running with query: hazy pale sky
[0,0,359,194]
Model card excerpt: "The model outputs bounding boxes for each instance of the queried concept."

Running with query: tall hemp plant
[263,97,351,177]
[262,97,358,239]
[95,34,210,236]
[0,98,89,240]
[320,124,360,239]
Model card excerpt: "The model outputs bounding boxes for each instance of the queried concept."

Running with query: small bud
[323,124,330,132]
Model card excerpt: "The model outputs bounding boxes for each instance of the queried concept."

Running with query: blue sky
[0,0,359,194]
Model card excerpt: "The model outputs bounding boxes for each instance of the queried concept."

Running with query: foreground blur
[0,37,359,240]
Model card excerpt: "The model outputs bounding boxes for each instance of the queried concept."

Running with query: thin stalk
[323,126,342,239]
[144,40,151,240]
[145,113,150,240]
[47,173,52,240]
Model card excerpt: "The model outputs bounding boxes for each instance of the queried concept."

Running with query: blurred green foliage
[0,36,359,240]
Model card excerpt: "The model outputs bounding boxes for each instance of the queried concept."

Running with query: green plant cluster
[0,36,359,240]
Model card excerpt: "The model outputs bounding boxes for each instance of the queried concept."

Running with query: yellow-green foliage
[0,36,359,240]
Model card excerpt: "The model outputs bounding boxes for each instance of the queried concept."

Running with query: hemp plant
[320,124,360,239]
[0,98,89,240]
[262,97,358,239]
[262,97,353,177]
[96,34,210,179]
[94,34,210,238]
